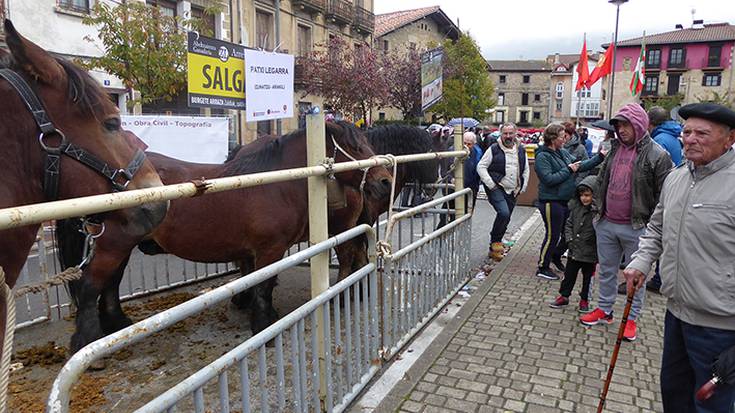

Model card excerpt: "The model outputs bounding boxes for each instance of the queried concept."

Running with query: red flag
[576,39,589,91]
[588,44,614,87]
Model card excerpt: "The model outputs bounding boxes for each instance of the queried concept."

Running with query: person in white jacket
[477,123,529,261]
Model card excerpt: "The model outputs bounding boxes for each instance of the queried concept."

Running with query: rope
[13,267,83,297]
[0,266,16,413]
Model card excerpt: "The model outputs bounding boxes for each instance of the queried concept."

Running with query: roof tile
[610,23,735,47]
[375,6,441,38]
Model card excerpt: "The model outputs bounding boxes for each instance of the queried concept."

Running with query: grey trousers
[595,218,646,320]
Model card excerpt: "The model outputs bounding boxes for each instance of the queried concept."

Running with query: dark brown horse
[57,121,392,350]
[0,21,167,354]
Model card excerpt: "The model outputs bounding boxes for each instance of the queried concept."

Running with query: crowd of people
[459,102,735,412]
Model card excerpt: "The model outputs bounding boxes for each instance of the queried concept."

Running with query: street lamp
[607,0,628,119]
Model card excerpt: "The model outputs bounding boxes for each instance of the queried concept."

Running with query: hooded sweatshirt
[652,120,683,166]
[605,103,649,224]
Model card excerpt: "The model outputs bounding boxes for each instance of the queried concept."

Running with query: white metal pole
[305,112,329,407]
[453,128,465,217]
[608,3,623,118]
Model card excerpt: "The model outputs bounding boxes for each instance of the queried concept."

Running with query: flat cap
[679,103,735,129]
[590,119,615,132]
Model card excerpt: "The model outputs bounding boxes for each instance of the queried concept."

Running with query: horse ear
[4,20,65,85]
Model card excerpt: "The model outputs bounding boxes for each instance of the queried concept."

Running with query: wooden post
[305,112,329,408]
[453,128,466,217]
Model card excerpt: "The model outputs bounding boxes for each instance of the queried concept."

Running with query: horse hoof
[87,358,107,371]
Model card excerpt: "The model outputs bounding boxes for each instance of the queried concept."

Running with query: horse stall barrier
[47,225,379,413]
[379,189,473,360]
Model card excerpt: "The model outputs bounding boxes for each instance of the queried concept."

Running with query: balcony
[292,0,325,14]
[326,0,353,25]
[353,6,374,34]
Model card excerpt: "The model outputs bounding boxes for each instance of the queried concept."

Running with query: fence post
[453,128,466,217]
[306,112,329,410]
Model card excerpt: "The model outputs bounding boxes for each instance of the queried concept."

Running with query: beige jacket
[628,149,735,330]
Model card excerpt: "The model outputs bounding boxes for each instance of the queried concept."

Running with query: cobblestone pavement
[375,214,667,413]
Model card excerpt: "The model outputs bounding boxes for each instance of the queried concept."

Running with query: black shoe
[552,258,566,272]
[645,280,661,293]
[617,282,627,295]
[536,267,560,281]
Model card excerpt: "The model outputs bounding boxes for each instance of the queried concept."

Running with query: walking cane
[597,283,636,413]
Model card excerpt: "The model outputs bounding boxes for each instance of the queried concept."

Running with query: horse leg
[231,256,255,310]
[248,249,286,336]
[97,254,133,335]
[334,242,356,283]
[69,271,105,354]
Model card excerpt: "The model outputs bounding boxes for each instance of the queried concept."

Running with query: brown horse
[0,21,167,354]
[56,121,392,350]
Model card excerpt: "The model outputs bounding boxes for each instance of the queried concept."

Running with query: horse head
[325,121,392,201]
[0,20,167,238]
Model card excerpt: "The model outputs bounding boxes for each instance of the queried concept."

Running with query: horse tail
[54,219,86,309]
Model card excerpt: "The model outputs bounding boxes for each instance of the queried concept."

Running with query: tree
[431,33,496,122]
[383,48,422,120]
[301,37,390,123]
[696,91,735,109]
[81,2,215,109]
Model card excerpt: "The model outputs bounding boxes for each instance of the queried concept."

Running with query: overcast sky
[374,0,735,60]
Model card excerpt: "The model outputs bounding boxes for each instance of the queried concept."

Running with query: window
[533,111,541,120]
[576,89,590,98]
[643,74,659,95]
[146,0,176,17]
[555,82,564,99]
[581,102,600,117]
[668,46,685,68]
[708,45,722,67]
[191,6,216,36]
[378,112,386,121]
[555,100,562,111]
[497,92,505,106]
[703,72,722,86]
[534,94,541,102]
[257,120,272,136]
[519,111,529,124]
[521,93,529,105]
[58,0,90,13]
[256,10,274,50]
[667,74,681,95]
[382,40,389,52]
[646,49,661,69]
[523,75,530,83]
[499,75,506,84]
[494,111,505,124]
[297,25,312,57]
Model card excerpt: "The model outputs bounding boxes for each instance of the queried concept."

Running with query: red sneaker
[580,308,613,326]
[623,319,637,341]
[578,299,590,313]
[549,296,569,309]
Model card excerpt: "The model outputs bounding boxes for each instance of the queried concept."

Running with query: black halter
[0,68,146,200]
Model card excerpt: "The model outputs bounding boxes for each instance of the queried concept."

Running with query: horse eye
[104,118,121,132]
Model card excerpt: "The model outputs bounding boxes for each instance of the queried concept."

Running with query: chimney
[675,24,684,30]
[692,19,704,29]
[554,53,560,64]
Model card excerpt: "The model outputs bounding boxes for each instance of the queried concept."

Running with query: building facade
[546,53,603,123]
[606,21,735,115]
[487,60,551,126]
[372,5,458,122]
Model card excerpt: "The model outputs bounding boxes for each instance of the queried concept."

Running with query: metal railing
[48,225,378,413]
[325,0,352,24]
[292,0,326,13]
[353,5,374,33]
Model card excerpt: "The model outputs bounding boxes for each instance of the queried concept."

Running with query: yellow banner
[187,53,245,99]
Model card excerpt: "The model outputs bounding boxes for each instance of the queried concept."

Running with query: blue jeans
[595,218,646,319]
[487,187,516,243]
[662,311,735,412]
[649,261,662,288]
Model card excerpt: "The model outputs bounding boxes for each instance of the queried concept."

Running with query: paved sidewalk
[373,214,666,413]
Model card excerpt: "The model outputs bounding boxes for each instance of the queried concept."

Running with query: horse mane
[366,124,438,184]
[223,120,368,176]
[366,124,433,156]
[0,56,111,121]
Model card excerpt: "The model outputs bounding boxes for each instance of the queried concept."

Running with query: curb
[369,216,543,413]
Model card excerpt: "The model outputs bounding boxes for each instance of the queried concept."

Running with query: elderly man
[624,103,735,412]
[477,122,529,261]
[462,131,484,208]
[580,103,672,341]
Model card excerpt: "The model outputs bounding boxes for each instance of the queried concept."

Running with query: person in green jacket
[534,123,605,280]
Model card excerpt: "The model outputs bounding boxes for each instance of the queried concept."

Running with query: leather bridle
[0,68,146,200]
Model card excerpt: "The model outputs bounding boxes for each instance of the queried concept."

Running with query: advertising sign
[244,49,294,122]
[421,48,444,112]
[187,32,246,110]
[122,115,230,164]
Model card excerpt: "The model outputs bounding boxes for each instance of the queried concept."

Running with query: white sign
[121,115,229,164]
[244,49,294,122]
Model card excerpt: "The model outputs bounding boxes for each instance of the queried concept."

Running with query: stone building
[546,53,603,123]
[487,60,551,126]
[605,21,735,115]
[372,5,459,122]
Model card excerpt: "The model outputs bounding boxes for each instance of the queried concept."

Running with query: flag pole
[607,0,628,118]
[576,33,587,128]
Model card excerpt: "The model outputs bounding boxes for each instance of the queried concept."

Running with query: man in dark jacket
[580,103,672,342]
